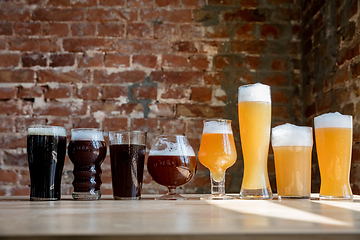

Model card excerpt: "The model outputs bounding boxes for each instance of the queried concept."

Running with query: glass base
[156,192,186,200]
[114,196,141,200]
[319,194,353,200]
[72,190,101,200]
[30,197,59,201]
[278,195,310,200]
[240,188,273,200]
[201,194,235,200]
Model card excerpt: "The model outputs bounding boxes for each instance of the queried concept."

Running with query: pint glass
[109,131,146,200]
[314,112,353,200]
[68,129,107,200]
[272,124,312,199]
[27,126,66,201]
[238,83,272,199]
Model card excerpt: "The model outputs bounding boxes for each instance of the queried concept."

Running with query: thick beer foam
[149,136,195,156]
[314,112,353,129]
[28,126,66,137]
[203,120,232,134]
[272,123,313,147]
[71,129,104,141]
[238,83,271,103]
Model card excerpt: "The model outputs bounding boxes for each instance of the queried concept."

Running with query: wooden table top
[0,194,360,240]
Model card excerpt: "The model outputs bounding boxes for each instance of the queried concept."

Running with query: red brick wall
[0,0,302,196]
[302,0,360,194]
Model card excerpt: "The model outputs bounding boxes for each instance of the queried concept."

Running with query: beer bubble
[149,136,195,157]
[314,112,353,129]
[71,129,104,141]
[28,126,66,137]
[238,83,271,103]
[272,123,313,147]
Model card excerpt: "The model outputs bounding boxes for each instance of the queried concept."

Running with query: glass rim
[28,125,65,130]
[109,130,146,134]
[154,134,188,139]
[203,119,231,123]
[71,128,104,132]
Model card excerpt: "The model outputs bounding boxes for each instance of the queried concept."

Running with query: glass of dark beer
[147,135,197,200]
[27,125,67,201]
[109,131,146,200]
[68,128,107,200]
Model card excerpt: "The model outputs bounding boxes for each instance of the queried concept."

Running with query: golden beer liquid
[315,127,352,198]
[199,133,237,182]
[273,146,311,197]
[238,101,271,189]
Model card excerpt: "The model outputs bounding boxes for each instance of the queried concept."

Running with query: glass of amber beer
[147,135,197,200]
[272,124,312,199]
[314,112,353,200]
[199,119,237,200]
[238,83,272,199]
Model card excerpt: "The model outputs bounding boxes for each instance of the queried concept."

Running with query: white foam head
[203,120,233,134]
[149,135,195,156]
[314,112,353,129]
[28,126,66,137]
[71,129,104,141]
[272,123,313,147]
[238,83,271,103]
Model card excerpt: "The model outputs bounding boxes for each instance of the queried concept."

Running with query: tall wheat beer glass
[272,124,312,199]
[238,83,272,199]
[314,112,353,200]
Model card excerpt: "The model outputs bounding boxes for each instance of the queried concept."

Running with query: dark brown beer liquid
[68,140,107,194]
[147,155,197,187]
[110,144,145,199]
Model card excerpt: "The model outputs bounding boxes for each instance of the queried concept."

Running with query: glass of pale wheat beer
[272,124,313,199]
[238,83,272,199]
[68,129,107,200]
[147,135,197,200]
[314,112,353,200]
[199,119,237,200]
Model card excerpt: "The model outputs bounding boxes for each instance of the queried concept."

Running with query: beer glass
[68,128,107,200]
[109,131,146,200]
[314,112,353,200]
[199,119,237,200]
[272,123,312,199]
[27,126,66,201]
[147,135,197,200]
[238,83,272,199]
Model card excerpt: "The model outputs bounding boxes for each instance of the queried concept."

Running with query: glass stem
[210,173,225,196]
[168,187,176,195]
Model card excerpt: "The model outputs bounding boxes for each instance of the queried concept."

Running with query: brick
[103,117,128,131]
[230,41,267,54]
[204,72,222,85]
[262,74,287,86]
[176,104,223,118]
[0,87,16,99]
[334,65,349,84]
[19,170,30,185]
[159,119,186,134]
[261,24,283,39]
[270,58,288,71]
[22,53,47,67]
[132,86,157,100]
[50,53,75,67]
[191,87,212,101]
[154,23,180,40]
[132,55,157,68]
[15,117,46,132]
[86,9,137,22]
[0,134,27,149]
[47,0,70,6]
[17,86,43,99]
[245,56,261,69]
[77,86,99,100]
[352,61,360,78]
[268,0,293,4]
[149,71,202,85]
[70,23,96,36]
[172,41,198,53]
[43,85,72,99]
[71,117,100,128]
[237,0,258,7]
[63,38,116,52]
[91,102,143,115]
[180,24,203,40]
[0,22,12,35]
[99,0,126,6]
[0,8,30,21]
[14,22,41,36]
[214,55,231,69]
[104,54,130,68]
[98,23,125,37]
[162,55,188,68]
[37,70,91,83]
[41,23,69,36]
[223,9,267,22]
[141,9,192,23]
[101,85,127,100]
[159,87,189,100]
[274,7,301,21]
[12,187,30,196]
[271,91,289,103]
[208,0,232,6]
[0,169,17,184]
[130,118,158,132]
[148,103,174,118]
[204,24,231,39]
[8,38,61,52]
[0,54,20,68]
[189,55,210,70]
[127,0,154,7]
[186,119,204,135]
[338,43,360,65]
[182,0,206,7]
[0,69,34,83]
[234,23,255,40]
[33,101,87,116]
[0,117,14,132]
[156,0,180,7]
[32,8,84,22]
[71,0,97,7]
[272,105,289,119]
[3,150,28,166]
[94,70,146,84]
[127,23,153,38]
[117,39,171,53]
[77,53,103,68]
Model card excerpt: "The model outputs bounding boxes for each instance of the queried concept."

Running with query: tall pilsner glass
[314,112,353,200]
[238,83,272,199]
